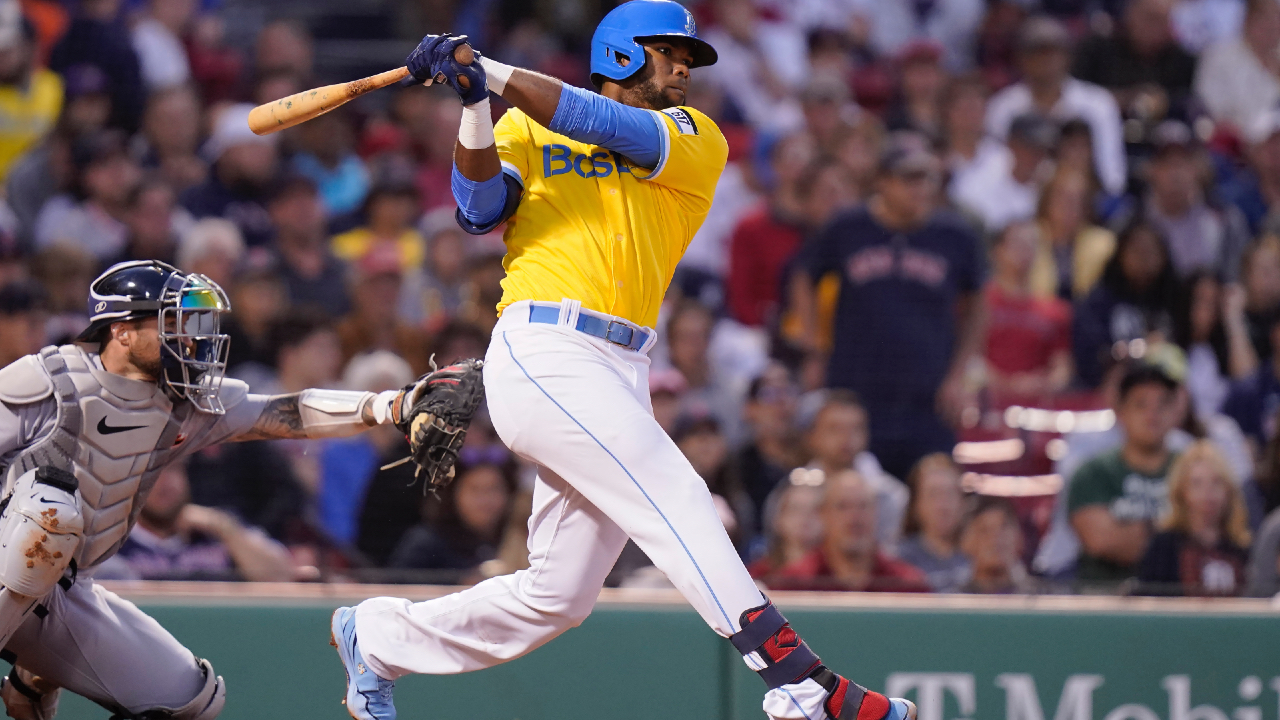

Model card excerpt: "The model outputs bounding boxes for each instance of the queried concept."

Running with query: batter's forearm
[483,60,564,128]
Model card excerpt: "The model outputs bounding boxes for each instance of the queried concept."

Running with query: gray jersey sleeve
[174,379,272,453]
[0,397,57,472]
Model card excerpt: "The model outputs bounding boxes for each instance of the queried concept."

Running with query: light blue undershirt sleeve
[451,164,508,226]
[547,84,662,169]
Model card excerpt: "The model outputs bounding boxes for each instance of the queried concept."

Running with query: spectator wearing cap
[1072,0,1197,124]
[853,0,985,73]
[958,497,1036,594]
[180,103,279,247]
[985,16,1127,196]
[130,0,193,91]
[700,0,806,134]
[764,469,930,593]
[885,40,946,141]
[318,351,416,550]
[1222,110,1280,236]
[951,112,1057,232]
[267,174,351,318]
[33,128,140,261]
[138,86,207,192]
[791,133,986,479]
[291,110,370,221]
[982,220,1074,405]
[1073,217,1179,387]
[331,172,425,274]
[649,367,686,437]
[727,156,854,329]
[111,177,189,267]
[48,0,144,133]
[1193,0,1280,138]
[177,216,243,292]
[1069,363,1183,586]
[0,278,45,366]
[727,362,803,523]
[798,389,908,548]
[335,244,432,375]
[0,0,59,182]
[1032,168,1116,300]
[55,63,111,138]
[221,253,283,379]
[1144,120,1249,282]
[1137,440,1251,596]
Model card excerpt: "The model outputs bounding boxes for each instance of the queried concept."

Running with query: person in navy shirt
[792,132,986,479]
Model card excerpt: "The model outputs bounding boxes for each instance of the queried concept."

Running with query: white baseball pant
[354,300,833,720]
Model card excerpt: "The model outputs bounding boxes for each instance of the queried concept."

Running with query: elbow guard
[297,389,398,438]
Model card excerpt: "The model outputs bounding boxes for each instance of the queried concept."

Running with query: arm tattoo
[236,393,307,441]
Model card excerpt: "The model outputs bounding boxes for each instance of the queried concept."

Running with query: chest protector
[2,346,189,568]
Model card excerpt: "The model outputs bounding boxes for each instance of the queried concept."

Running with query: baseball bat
[247,44,475,136]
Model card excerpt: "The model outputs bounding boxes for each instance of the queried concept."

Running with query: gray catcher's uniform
[0,345,268,716]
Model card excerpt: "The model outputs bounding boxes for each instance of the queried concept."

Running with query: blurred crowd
[6,0,1280,597]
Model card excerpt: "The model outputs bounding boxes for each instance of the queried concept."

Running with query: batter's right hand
[406,33,489,105]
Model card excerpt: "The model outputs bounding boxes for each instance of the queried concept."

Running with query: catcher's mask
[79,260,233,414]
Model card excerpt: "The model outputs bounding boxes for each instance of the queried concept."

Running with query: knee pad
[127,658,225,720]
[729,599,821,689]
[0,467,82,649]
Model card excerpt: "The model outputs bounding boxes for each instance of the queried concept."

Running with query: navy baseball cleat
[813,665,917,720]
[331,606,396,720]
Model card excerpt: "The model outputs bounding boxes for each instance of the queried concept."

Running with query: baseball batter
[331,3,917,720]
[0,259,449,720]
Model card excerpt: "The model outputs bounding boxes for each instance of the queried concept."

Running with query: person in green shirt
[1069,363,1182,585]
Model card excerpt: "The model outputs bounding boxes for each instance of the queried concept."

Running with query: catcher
[0,259,481,720]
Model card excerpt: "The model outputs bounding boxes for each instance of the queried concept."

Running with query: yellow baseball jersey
[0,68,62,181]
[493,104,727,329]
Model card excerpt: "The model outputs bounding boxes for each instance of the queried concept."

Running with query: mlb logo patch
[662,108,699,136]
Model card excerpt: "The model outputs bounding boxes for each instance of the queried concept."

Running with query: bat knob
[452,44,474,90]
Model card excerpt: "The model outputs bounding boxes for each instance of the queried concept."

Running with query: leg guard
[0,666,59,720]
[730,599,822,689]
[0,467,82,650]
[116,658,225,720]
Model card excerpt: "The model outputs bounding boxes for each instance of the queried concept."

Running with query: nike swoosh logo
[97,417,147,435]
[37,497,58,504]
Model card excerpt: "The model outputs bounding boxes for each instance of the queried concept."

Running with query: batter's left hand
[406,33,489,105]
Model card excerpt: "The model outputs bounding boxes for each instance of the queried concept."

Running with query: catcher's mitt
[390,358,485,492]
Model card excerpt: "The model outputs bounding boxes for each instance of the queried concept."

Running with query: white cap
[202,103,277,163]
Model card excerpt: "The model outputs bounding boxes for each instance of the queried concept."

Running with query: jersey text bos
[543,145,633,179]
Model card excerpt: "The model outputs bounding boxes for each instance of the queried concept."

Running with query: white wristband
[479,56,515,96]
[369,390,399,425]
[459,97,495,150]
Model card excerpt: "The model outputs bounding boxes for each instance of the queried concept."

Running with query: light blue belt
[527,303,650,351]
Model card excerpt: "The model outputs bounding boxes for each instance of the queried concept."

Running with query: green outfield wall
[39,585,1280,720]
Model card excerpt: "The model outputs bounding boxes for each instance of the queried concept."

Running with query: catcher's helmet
[78,260,233,414]
[590,0,717,88]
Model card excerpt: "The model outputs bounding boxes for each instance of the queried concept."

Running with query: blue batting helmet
[590,0,718,87]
